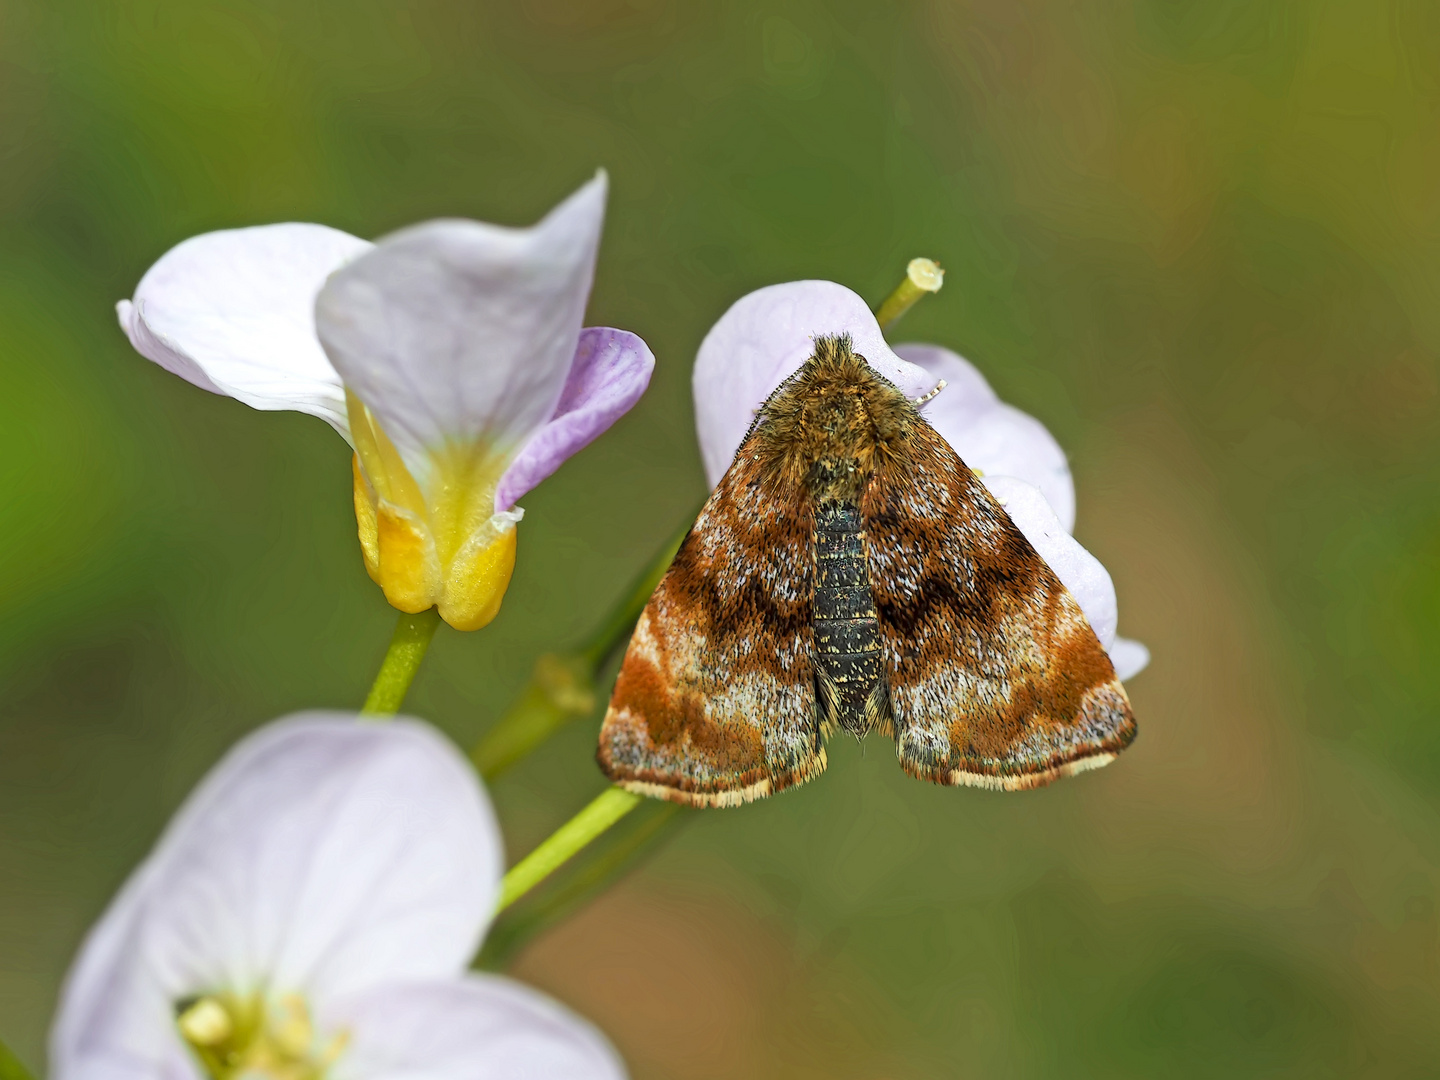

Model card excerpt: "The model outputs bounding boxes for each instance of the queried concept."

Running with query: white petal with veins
[316,175,608,488]
[896,343,1075,532]
[981,475,1117,649]
[51,714,501,1080]
[329,977,627,1080]
[118,223,369,438]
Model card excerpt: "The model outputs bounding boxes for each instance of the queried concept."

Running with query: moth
[597,335,1136,806]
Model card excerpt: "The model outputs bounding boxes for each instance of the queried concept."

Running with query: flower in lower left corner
[50,713,626,1080]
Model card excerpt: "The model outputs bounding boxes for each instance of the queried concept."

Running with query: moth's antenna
[913,379,947,406]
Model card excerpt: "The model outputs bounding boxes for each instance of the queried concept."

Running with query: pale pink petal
[50,714,501,1080]
[316,174,607,488]
[328,977,626,1080]
[896,343,1075,532]
[117,223,370,439]
[692,281,934,487]
[980,476,1117,649]
[1109,637,1151,681]
[495,327,655,512]
[890,342,998,423]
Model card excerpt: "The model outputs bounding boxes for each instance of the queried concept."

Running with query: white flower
[51,713,626,1080]
[117,174,654,631]
[692,280,1149,680]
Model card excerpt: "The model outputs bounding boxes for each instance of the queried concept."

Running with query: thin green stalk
[0,1036,35,1080]
[361,608,442,715]
[576,524,689,672]
[470,522,689,778]
[478,800,684,969]
[497,786,643,911]
[875,257,944,331]
[469,255,952,962]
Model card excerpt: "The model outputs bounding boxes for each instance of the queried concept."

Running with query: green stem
[470,653,594,778]
[361,608,442,715]
[478,800,684,969]
[874,257,944,332]
[577,525,689,672]
[470,521,690,779]
[497,786,643,911]
[0,1036,35,1080]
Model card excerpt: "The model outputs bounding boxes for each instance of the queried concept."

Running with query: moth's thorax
[755,335,917,502]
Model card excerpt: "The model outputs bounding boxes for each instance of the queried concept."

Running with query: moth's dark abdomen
[813,501,890,736]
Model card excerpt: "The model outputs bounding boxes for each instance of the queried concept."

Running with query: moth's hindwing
[597,433,823,807]
[862,419,1136,790]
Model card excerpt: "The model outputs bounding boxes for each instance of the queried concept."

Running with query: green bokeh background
[4,0,1440,1075]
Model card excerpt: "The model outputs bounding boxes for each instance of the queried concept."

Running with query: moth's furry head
[756,335,918,502]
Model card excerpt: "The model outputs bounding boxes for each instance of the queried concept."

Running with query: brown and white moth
[597,335,1136,806]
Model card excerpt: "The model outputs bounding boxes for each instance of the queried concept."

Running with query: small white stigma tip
[907,258,944,292]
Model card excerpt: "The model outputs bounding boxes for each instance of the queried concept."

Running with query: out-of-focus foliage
[2,1,1439,1075]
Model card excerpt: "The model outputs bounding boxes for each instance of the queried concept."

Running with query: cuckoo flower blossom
[117,174,654,630]
[51,713,626,1080]
[693,280,1148,680]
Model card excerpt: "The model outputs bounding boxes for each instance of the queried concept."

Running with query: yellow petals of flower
[442,521,517,631]
[346,391,520,632]
[373,502,439,614]
[352,455,381,578]
[351,456,518,631]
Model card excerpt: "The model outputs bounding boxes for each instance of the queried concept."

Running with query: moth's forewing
[597,431,824,807]
[862,417,1136,789]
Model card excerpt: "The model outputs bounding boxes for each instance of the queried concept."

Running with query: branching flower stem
[470,525,688,779]
[497,787,645,911]
[487,259,946,929]
[478,800,682,968]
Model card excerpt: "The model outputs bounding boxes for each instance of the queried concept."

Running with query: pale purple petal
[692,281,934,487]
[1109,637,1151,681]
[117,223,370,440]
[50,714,502,1080]
[896,343,1075,532]
[980,476,1117,649]
[891,342,998,423]
[495,327,655,512]
[317,174,606,488]
[328,977,626,1080]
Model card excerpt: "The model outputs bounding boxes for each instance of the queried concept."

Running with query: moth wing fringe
[901,750,1119,792]
[617,746,828,808]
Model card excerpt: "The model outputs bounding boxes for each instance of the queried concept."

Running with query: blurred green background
[3,0,1440,1075]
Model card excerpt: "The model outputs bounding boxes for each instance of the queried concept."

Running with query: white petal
[316,174,607,486]
[890,342,999,421]
[692,280,935,488]
[328,977,626,1080]
[47,869,199,1080]
[1109,636,1151,681]
[980,476,1117,649]
[944,404,1075,533]
[118,224,370,438]
[51,713,502,1080]
[895,343,1076,532]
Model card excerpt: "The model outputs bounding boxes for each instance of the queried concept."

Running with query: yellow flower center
[346,390,520,631]
[176,992,347,1080]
